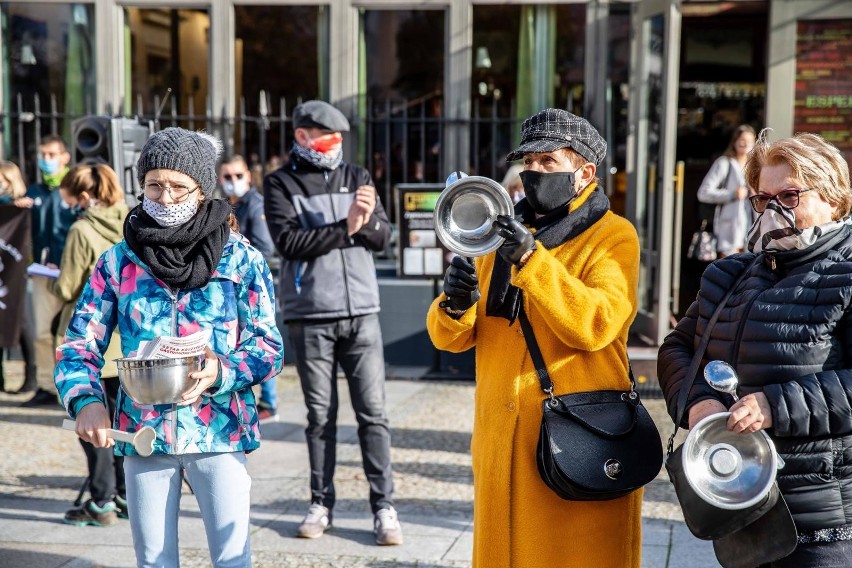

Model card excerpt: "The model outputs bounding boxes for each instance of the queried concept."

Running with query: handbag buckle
[544,387,559,408]
[621,390,639,406]
[604,459,623,480]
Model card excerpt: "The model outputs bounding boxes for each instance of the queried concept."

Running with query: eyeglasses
[223,172,246,182]
[143,181,199,203]
[748,187,813,213]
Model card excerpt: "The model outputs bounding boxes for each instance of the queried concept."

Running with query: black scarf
[124,199,231,290]
[486,188,611,323]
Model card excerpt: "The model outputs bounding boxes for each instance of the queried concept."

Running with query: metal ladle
[703,360,785,469]
[62,419,156,457]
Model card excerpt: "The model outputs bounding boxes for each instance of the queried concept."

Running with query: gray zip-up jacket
[263,154,391,321]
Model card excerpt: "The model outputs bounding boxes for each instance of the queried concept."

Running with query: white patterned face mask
[747,200,846,253]
[142,196,199,227]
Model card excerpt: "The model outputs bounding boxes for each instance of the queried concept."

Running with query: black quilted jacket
[658,224,852,532]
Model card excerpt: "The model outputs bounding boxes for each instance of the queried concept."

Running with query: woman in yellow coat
[427,109,642,568]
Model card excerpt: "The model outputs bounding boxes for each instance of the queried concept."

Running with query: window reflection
[471,5,585,182]
[606,3,631,216]
[362,9,445,217]
[234,5,327,173]
[125,8,209,124]
[1,2,96,176]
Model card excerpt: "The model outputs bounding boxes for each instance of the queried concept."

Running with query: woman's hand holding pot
[727,392,772,433]
[688,399,728,429]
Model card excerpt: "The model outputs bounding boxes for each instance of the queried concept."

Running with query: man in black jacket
[264,100,402,546]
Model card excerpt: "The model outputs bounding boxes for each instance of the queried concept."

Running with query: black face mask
[518,169,581,214]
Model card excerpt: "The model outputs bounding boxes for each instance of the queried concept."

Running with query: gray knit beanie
[136,127,223,197]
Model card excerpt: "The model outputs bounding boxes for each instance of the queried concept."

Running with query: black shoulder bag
[519,308,663,501]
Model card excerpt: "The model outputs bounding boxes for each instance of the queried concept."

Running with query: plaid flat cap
[506,108,607,166]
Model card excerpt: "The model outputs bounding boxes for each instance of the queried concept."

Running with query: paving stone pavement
[0,361,719,568]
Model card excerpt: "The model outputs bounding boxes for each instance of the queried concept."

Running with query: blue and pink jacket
[55,233,284,456]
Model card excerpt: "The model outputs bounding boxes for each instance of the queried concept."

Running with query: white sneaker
[296,504,331,539]
[374,506,403,545]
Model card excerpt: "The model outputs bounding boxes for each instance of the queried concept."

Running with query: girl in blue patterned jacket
[55,128,284,568]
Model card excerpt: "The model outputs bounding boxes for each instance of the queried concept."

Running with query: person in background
[219,154,279,421]
[697,124,757,257]
[51,163,128,526]
[658,132,852,567]
[500,163,526,204]
[24,135,76,406]
[426,108,642,567]
[264,100,402,546]
[55,127,284,567]
[0,160,36,394]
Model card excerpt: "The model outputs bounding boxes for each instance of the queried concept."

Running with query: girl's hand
[75,403,114,448]
[178,346,220,406]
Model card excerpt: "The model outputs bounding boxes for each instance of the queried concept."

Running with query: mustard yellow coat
[427,187,642,568]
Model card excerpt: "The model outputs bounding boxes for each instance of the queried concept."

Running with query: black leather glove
[494,215,537,266]
[440,256,480,313]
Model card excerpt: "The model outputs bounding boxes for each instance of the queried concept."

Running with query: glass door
[625,0,682,345]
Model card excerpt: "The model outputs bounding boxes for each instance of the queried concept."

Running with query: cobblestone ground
[0,359,686,568]
[0,362,476,567]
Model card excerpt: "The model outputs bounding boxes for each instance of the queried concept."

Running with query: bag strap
[518,304,637,405]
[666,256,760,454]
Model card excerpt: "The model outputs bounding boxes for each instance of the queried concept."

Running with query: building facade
[1,0,850,347]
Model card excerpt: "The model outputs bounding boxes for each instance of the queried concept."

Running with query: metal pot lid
[434,175,514,257]
[682,412,778,510]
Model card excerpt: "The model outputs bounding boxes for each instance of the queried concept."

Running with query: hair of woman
[744,130,852,221]
[60,163,124,207]
[723,124,757,158]
[0,160,27,199]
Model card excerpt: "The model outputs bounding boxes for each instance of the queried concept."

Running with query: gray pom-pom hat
[136,127,223,197]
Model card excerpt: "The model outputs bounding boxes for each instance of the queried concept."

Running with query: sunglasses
[748,188,813,213]
[223,172,246,182]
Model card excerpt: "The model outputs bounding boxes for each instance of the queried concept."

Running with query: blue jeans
[288,313,394,514]
[124,452,251,568]
[259,375,278,410]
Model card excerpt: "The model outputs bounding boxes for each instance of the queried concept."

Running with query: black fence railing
[1,92,525,222]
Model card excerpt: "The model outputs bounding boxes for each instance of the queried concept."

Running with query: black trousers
[81,377,125,503]
[0,327,36,390]
[288,313,394,514]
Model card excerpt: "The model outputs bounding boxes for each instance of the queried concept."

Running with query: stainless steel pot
[683,412,778,510]
[116,356,201,405]
[433,175,514,257]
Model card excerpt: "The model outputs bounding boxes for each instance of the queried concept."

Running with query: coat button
[507,402,516,411]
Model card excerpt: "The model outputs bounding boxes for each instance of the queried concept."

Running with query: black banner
[0,206,31,348]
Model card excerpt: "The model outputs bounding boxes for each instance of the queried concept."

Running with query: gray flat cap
[292,100,350,132]
[506,108,607,166]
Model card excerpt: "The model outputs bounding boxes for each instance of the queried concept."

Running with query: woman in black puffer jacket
[658,131,852,567]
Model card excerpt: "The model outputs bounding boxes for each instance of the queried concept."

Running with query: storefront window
[471,4,585,180]
[1,2,96,179]
[124,8,209,126]
[605,2,631,215]
[234,5,328,175]
[361,9,445,214]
